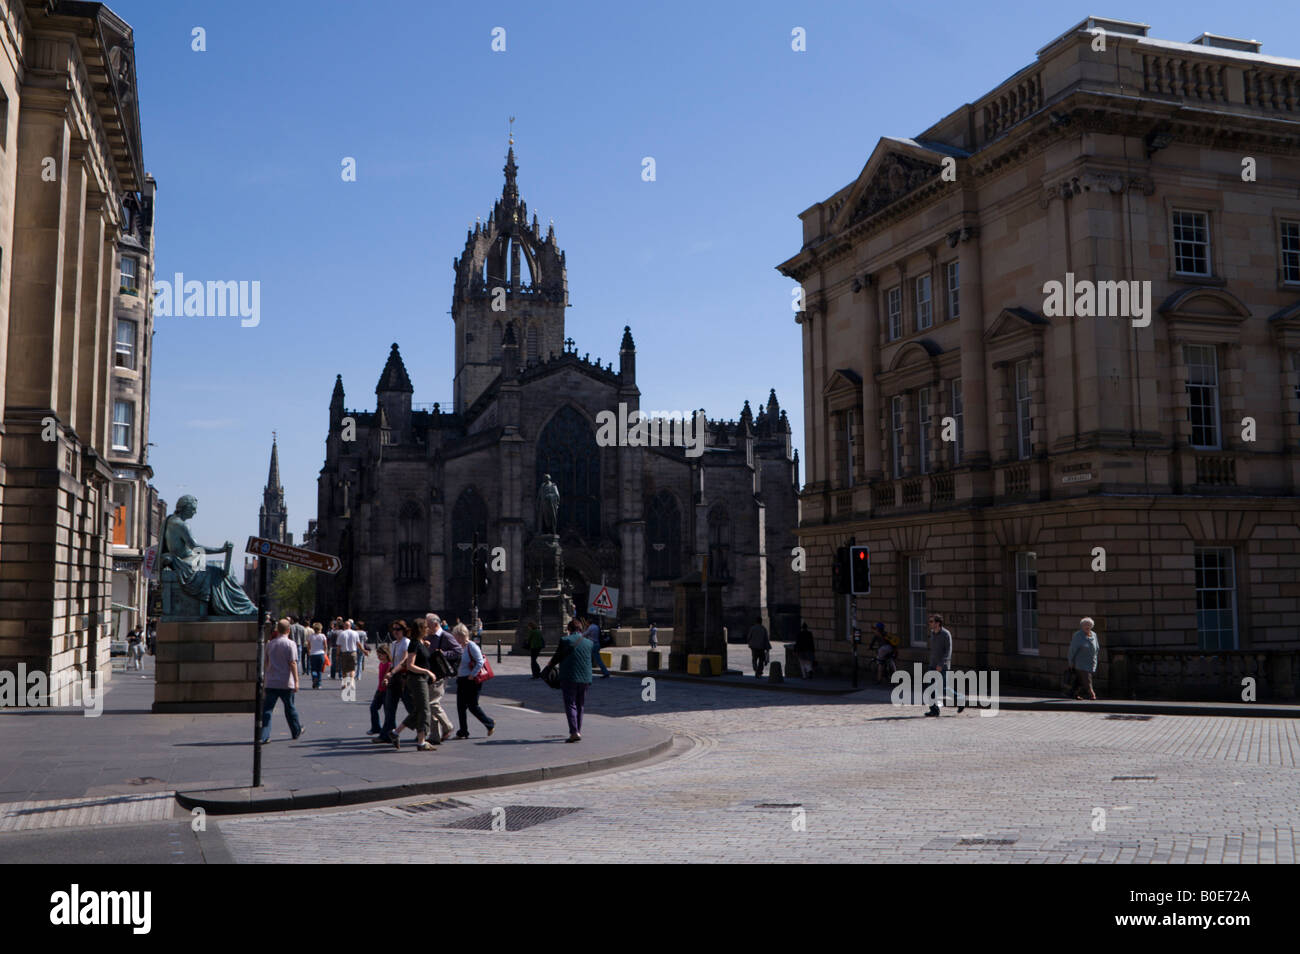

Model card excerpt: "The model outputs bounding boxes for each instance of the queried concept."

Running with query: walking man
[1068,617,1100,700]
[327,618,342,679]
[747,617,771,678]
[526,619,545,678]
[925,614,952,717]
[261,619,303,742]
[337,619,360,687]
[289,616,307,674]
[583,616,611,679]
[648,621,658,650]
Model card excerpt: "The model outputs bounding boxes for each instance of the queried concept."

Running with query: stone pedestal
[669,572,726,673]
[152,619,258,713]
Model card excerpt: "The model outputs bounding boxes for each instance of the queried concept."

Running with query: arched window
[536,406,600,539]
[396,502,422,581]
[708,505,731,581]
[448,488,489,619]
[646,491,681,580]
[492,320,503,360]
[526,324,540,365]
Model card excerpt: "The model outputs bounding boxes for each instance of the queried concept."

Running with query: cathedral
[313,148,800,639]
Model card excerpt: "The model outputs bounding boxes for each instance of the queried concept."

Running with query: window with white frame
[1172,210,1211,276]
[119,255,138,292]
[891,395,904,479]
[112,400,133,451]
[946,260,960,321]
[1016,551,1038,653]
[1281,220,1300,284]
[114,318,137,370]
[915,274,932,331]
[1194,547,1237,650]
[951,378,964,465]
[886,287,902,341]
[1014,359,1032,460]
[908,556,927,646]
[917,386,931,475]
[1183,343,1221,449]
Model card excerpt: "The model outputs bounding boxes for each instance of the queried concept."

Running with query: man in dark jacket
[926,614,952,717]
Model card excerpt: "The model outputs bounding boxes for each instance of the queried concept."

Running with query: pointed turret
[376,342,414,394]
[330,373,345,426]
[267,434,282,492]
[258,434,288,544]
[375,343,413,438]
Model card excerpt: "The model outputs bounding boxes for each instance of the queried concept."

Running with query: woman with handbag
[453,623,496,738]
[543,618,593,743]
[391,619,441,751]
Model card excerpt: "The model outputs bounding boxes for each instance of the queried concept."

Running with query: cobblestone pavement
[213,663,1300,863]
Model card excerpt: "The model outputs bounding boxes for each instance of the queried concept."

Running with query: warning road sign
[587,583,619,616]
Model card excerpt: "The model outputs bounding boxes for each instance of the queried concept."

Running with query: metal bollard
[620,654,631,671]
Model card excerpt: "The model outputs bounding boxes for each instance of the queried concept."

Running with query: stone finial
[621,325,635,351]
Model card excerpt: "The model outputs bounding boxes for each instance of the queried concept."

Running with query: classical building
[1,1,152,686]
[779,17,1300,698]
[315,148,800,639]
[108,171,161,640]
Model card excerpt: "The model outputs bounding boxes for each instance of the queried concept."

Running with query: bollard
[646,650,661,671]
[620,654,631,671]
[769,661,785,684]
[699,657,714,678]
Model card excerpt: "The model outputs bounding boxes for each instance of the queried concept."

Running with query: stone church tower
[452,147,568,412]
[258,435,289,544]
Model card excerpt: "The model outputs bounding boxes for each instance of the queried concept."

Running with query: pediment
[822,368,862,397]
[829,139,945,233]
[985,307,1049,342]
[1159,287,1251,322]
[886,339,942,373]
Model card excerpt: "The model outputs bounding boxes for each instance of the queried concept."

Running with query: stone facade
[315,150,801,639]
[0,2,150,687]
[779,17,1300,696]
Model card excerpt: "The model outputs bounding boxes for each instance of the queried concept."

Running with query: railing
[1109,648,1298,701]
[1005,463,1031,498]
[901,479,924,507]
[1141,55,1228,103]
[930,472,954,505]
[872,483,895,511]
[1243,69,1299,112]
[1195,454,1236,486]
[980,71,1042,142]
[834,492,854,519]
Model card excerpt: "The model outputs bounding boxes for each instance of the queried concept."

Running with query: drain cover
[956,837,1018,846]
[395,798,472,816]
[1105,714,1154,721]
[440,806,582,832]
[754,803,803,809]
[127,777,163,785]
[1112,775,1157,781]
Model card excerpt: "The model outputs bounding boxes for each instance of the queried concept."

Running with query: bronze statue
[538,473,560,535]
[160,495,257,617]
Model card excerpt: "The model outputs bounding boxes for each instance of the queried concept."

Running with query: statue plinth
[669,572,727,673]
[152,618,258,713]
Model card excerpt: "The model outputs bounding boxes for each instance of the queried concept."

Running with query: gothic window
[493,320,503,360]
[646,492,681,580]
[526,324,539,364]
[536,406,600,539]
[708,505,731,581]
[450,487,488,585]
[396,502,422,582]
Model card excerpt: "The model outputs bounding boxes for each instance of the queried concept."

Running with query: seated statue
[159,494,257,618]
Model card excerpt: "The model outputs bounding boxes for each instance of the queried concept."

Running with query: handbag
[1062,666,1077,696]
[542,666,561,689]
[541,638,573,690]
[473,657,494,684]
[430,651,455,680]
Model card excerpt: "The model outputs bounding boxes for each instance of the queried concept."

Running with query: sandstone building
[315,149,800,639]
[779,17,1300,697]
[0,1,155,687]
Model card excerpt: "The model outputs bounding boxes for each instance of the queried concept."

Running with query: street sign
[244,536,341,575]
[588,583,619,616]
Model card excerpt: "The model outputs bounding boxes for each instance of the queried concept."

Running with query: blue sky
[116,0,1300,548]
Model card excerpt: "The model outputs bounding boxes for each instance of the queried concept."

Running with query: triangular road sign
[591,586,615,611]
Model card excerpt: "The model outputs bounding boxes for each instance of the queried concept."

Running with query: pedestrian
[368,645,392,735]
[795,621,816,679]
[145,618,157,656]
[545,618,592,743]
[375,619,411,744]
[747,617,771,678]
[307,621,327,688]
[337,618,360,683]
[925,614,952,717]
[355,620,368,673]
[126,626,144,671]
[453,622,496,738]
[527,619,545,678]
[328,618,342,679]
[1068,617,1100,700]
[426,613,458,741]
[261,619,303,742]
[391,619,440,752]
[289,615,307,674]
[648,620,658,650]
[582,616,611,679]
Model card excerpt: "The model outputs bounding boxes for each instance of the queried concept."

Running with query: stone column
[957,228,989,495]
[860,277,882,480]
[56,143,88,426]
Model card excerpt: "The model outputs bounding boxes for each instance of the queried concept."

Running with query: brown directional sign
[245,536,341,575]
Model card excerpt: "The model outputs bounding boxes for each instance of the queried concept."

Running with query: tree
[269,564,315,619]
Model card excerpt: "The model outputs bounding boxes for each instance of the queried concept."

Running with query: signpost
[245,536,341,788]
[588,579,618,650]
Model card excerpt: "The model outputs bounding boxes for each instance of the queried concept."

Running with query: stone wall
[152,619,257,713]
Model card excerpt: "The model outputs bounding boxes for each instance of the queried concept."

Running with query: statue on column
[538,473,560,535]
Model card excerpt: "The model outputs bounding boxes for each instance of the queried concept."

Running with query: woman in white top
[307,622,328,689]
[453,623,495,739]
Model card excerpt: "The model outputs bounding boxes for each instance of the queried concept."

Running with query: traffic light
[849,545,871,595]
[832,546,851,595]
[473,551,491,594]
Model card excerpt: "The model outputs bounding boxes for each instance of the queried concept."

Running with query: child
[368,645,391,735]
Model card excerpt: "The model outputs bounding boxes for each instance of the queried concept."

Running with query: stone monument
[523,475,570,649]
[153,494,259,713]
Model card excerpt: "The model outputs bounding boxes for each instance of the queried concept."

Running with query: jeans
[455,677,494,735]
[530,650,542,678]
[309,653,324,688]
[369,691,385,733]
[380,676,406,739]
[561,680,587,736]
[752,650,768,676]
[260,688,302,742]
[589,638,609,676]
